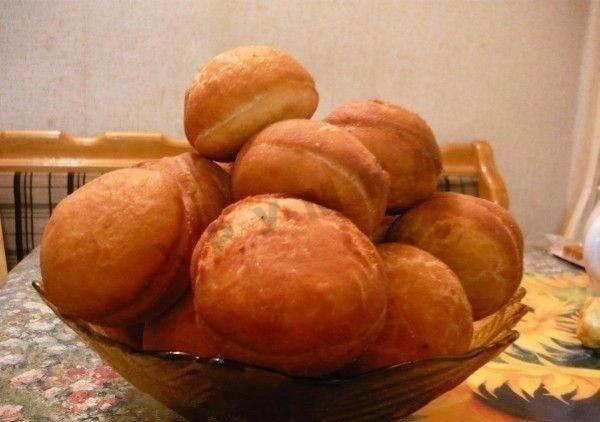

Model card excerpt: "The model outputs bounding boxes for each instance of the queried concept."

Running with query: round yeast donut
[191,195,388,376]
[143,292,216,357]
[41,168,186,326]
[179,153,232,223]
[347,243,473,374]
[387,193,523,319]
[184,45,319,161]
[325,99,441,212]
[145,153,231,233]
[231,119,390,235]
[142,152,231,263]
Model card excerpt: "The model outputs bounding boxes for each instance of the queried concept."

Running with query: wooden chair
[440,140,509,208]
[0,132,509,283]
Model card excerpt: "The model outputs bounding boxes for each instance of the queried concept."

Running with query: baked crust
[191,195,388,376]
[145,153,231,238]
[184,45,318,160]
[143,291,216,357]
[41,154,231,326]
[387,193,522,319]
[41,168,185,325]
[325,99,441,211]
[231,119,390,235]
[347,243,473,373]
[448,192,524,257]
[88,324,143,349]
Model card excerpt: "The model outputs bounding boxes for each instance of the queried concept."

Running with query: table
[0,246,598,421]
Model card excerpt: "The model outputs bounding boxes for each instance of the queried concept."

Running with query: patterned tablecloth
[0,246,598,421]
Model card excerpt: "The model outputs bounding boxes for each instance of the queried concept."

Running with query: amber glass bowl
[33,282,528,421]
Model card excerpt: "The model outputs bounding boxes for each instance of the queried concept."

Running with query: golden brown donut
[231,119,390,235]
[89,324,143,349]
[41,168,187,326]
[325,99,441,212]
[346,243,473,374]
[143,291,216,357]
[458,193,524,257]
[41,156,230,326]
[191,195,388,376]
[142,153,231,291]
[144,153,231,235]
[184,45,319,161]
[386,192,523,320]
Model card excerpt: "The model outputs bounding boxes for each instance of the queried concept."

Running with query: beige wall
[0,0,591,237]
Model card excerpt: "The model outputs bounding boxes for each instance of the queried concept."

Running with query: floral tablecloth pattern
[0,251,182,421]
[0,246,598,421]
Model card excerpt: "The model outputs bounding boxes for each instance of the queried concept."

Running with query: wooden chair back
[441,140,509,208]
[0,130,193,172]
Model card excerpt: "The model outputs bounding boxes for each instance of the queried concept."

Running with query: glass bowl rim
[32,280,528,383]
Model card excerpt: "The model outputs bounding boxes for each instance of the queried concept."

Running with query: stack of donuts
[40,46,523,377]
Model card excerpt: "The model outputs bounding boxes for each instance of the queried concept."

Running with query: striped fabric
[437,174,479,197]
[0,172,479,270]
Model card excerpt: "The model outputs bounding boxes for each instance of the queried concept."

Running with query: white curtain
[563,3,600,240]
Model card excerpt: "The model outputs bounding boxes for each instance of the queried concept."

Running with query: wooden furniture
[0,132,509,282]
[0,130,193,172]
[441,140,509,208]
